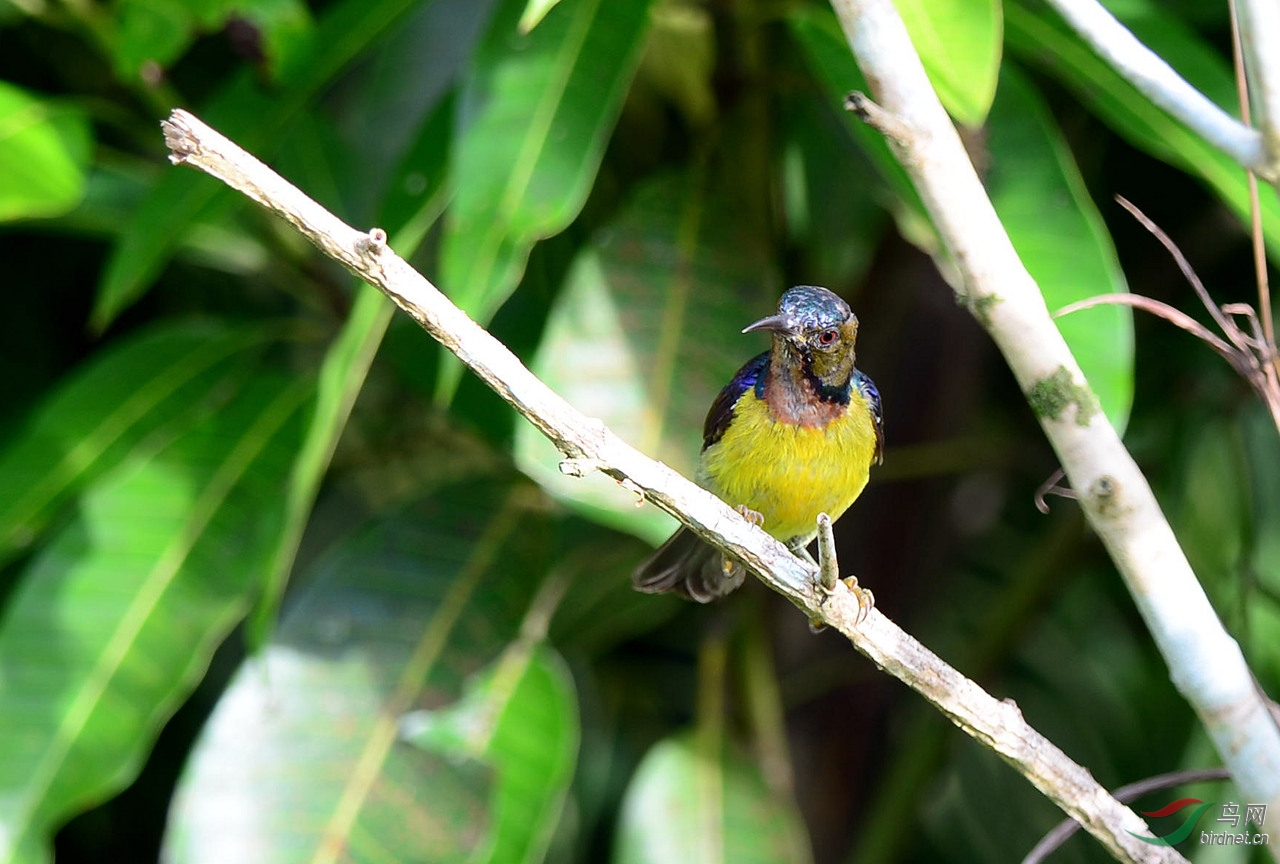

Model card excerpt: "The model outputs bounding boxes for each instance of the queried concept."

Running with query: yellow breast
[696,388,878,543]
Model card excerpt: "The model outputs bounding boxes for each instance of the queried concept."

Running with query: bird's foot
[811,574,875,630]
[719,555,743,580]
[808,512,874,630]
[711,509,763,585]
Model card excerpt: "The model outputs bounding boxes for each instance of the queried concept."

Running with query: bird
[632,285,883,603]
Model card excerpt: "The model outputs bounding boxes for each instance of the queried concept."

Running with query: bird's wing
[702,351,769,449]
[854,369,884,465]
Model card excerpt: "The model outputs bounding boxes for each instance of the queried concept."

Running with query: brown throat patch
[761,361,847,427]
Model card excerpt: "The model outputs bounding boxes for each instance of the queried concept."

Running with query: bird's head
[743,285,859,391]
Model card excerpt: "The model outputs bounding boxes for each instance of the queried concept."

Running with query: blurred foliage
[0,0,1277,862]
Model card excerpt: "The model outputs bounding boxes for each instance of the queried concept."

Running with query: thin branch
[1054,293,1252,379]
[828,0,1280,849]
[1228,0,1280,403]
[1037,0,1275,180]
[1057,197,1280,436]
[1234,0,1280,168]
[1230,1,1275,342]
[1222,303,1269,352]
[1024,768,1233,864]
[164,107,1180,864]
[1113,197,1245,352]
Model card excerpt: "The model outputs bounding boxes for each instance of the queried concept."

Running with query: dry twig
[1056,196,1280,434]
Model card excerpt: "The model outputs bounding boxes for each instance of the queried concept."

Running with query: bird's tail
[631,527,746,603]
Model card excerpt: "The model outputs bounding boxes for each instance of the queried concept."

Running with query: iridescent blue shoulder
[703,352,769,449]
[854,369,884,465]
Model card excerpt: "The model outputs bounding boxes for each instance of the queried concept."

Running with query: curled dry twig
[1033,467,1077,514]
[1055,196,1280,434]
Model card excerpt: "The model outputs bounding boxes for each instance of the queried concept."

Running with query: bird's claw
[812,573,874,631]
[841,575,875,625]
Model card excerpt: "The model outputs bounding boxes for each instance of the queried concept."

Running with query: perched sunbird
[633,285,883,602]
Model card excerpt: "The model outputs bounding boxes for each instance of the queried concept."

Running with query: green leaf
[163,482,570,864]
[0,82,90,222]
[92,0,435,330]
[403,644,578,864]
[1243,406,1280,599]
[613,733,811,864]
[778,94,889,290]
[985,66,1134,434]
[248,287,394,648]
[1240,408,1280,689]
[40,160,150,239]
[518,0,562,32]
[513,170,776,544]
[0,373,309,864]
[893,0,1002,126]
[248,93,456,650]
[92,150,239,331]
[1005,0,1280,260]
[377,90,456,246]
[0,321,273,567]
[111,0,312,81]
[438,0,655,341]
[637,2,716,129]
[547,540,683,655]
[227,0,315,78]
[1173,419,1247,583]
[111,0,197,80]
[786,8,935,253]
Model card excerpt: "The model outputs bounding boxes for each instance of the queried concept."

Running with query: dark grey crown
[777,285,853,332]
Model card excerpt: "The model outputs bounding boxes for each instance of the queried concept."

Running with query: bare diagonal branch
[163,107,1182,864]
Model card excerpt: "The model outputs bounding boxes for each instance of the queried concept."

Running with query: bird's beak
[742,314,796,336]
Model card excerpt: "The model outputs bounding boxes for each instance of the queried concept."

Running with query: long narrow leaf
[248,94,456,649]
[892,0,1002,126]
[986,66,1134,433]
[92,0,441,329]
[0,82,91,222]
[248,287,394,648]
[0,374,310,864]
[436,0,655,397]
[787,8,935,252]
[165,483,571,864]
[403,643,578,864]
[0,321,273,567]
[513,169,776,543]
[613,734,810,864]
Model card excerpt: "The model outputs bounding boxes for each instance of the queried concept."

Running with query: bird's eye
[818,329,839,346]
